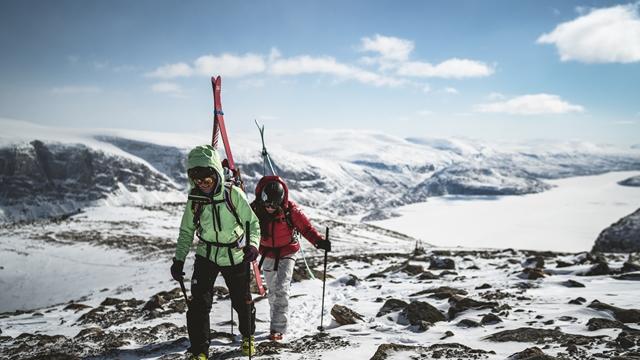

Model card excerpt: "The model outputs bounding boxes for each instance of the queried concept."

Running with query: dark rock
[588,300,640,323]
[582,262,611,276]
[518,268,546,280]
[370,343,494,360]
[456,319,481,328]
[523,256,545,269]
[466,265,481,270]
[330,304,364,325]
[558,316,577,322]
[475,283,492,290]
[414,320,431,333]
[614,272,640,281]
[440,331,454,340]
[409,286,468,299]
[562,279,585,288]
[621,262,640,273]
[568,297,587,305]
[63,303,92,312]
[486,327,604,345]
[142,294,167,311]
[418,271,440,280]
[376,299,408,317]
[343,274,360,286]
[448,296,499,319]
[592,208,640,253]
[397,301,446,326]
[439,270,458,276]
[401,264,424,276]
[429,257,456,270]
[481,313,502,325]
[587,318,628,331]
[508,346,557,359]
[556,260,574,268]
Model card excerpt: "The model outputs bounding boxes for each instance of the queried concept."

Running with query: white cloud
[397,58,494,78]
[194,53,266,77]
[269,55,403,87]
[151,82,184,97]
[422,84,432,93]
[51,86,102,94]
[537,3,640,63]
[613,120,637,125]
[145,63,193,78]
[146,54,265,78]
[474,93,584,115]
[360,34,415,62]
[443,87,459,94]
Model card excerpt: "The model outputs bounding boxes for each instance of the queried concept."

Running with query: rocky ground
[1,239,639,359]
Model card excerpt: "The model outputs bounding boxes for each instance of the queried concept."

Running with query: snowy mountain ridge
[1,118,640,223]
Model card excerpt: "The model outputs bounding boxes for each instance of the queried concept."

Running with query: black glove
[244,245,259,262]
[170,258,185,281]
[316,240,331,252]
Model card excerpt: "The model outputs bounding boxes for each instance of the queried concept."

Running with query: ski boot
[268,331,283,341]
[241,335,256,356]
[187,353,207,360]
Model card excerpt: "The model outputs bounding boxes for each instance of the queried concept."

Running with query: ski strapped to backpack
[254,120,316,279]
[211,76,265,296]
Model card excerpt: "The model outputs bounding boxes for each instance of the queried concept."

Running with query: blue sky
[1,0,639,145]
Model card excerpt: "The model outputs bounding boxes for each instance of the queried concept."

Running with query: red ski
[211,76,266,296]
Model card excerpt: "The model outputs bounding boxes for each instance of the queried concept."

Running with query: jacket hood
[255,175,289,206]
[187,145,224,194]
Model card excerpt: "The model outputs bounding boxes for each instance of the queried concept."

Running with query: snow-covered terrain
[2,118,640,223]
[2,119,640,359]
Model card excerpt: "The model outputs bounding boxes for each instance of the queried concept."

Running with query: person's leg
[262,257,278,332]
[187,255,219,356]
[269,254,297,334]
[221,262,255,337]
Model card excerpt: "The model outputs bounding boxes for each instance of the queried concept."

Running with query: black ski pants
[187,254,255,355]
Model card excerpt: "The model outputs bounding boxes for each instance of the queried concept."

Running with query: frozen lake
[374,171,640,252]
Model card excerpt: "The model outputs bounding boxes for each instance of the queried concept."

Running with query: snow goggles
[194,177,216,187]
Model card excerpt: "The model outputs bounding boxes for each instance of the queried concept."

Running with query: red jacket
[252,176,323,258]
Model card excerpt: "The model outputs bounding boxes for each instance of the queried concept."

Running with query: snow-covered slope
[2,118,640,223]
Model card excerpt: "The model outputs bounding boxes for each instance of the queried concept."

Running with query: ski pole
[318,227,329,332]
[246,221,253,359]
[178,278,189,309]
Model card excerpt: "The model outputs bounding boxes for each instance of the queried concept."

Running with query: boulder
[592,208,640,253]
[397,301,446,326]
[330,304,364,325]
[429,257,456,270]
[448,296,498,319]
[376,299,408,317]
[587,300,640,323]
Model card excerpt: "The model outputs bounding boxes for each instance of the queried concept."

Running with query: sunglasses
[194,177,216,187]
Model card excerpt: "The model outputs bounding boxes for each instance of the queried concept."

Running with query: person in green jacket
[170,145,261,359]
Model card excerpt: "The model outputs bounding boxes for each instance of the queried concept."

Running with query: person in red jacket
[251,176,331,341]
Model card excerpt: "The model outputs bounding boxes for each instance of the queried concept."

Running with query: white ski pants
[262,252,297,334]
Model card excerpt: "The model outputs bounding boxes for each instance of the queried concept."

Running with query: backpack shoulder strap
[223,182,242,227]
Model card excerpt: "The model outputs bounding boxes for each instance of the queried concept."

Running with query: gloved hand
[170,258,185,281]
[244,245,259,262]
[316,240,331,252]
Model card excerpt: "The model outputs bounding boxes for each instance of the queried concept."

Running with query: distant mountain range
[1,119,640,222]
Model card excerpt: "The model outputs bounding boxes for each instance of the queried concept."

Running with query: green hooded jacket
[175,145,260,266]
